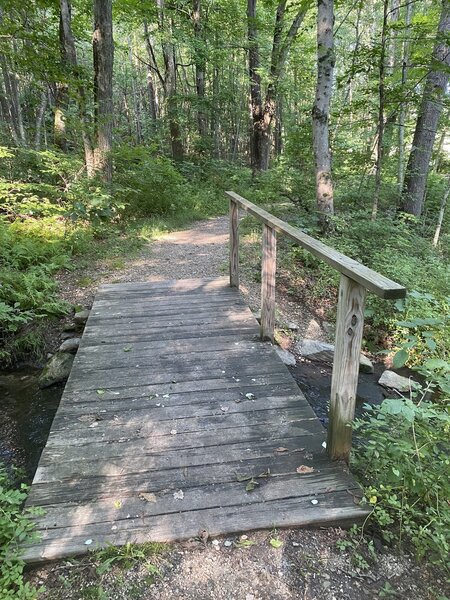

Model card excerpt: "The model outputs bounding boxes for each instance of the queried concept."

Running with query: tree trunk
[433,179,450,246]
[128,37,143,144]
[35,89,48,150]
[93,0,114,181]
[0,54,26,145]
[192,0,207,140]
[312,0,335,228]
[143,22,160,124]
[248,0,306,173]
[59,0,95,174]
[397,0,413,192]
[372,0,389,219]
[402,0,450,216]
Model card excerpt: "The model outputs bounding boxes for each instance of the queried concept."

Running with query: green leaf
[392,349,408,368]
[96,389,105,396]
[269,538,283,548]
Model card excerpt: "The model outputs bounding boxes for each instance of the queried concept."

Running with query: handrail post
[229,198,239,288]
[260,224,276,341]
[327,274,366,462]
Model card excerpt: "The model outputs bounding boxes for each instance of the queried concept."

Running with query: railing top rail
[226,191,406,300]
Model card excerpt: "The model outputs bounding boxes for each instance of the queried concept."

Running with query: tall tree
[312,0,335,227]
[93,0,114,181]
[402,0,450,216]
[248,0,307,173]
[192,0,207,140]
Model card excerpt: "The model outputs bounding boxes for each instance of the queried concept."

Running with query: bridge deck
[24,277,368,563]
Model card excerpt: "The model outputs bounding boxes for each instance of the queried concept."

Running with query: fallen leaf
[139,492,157,503]
[114,500,122,509]
[236,473,253,482]
[246,478,259,492]
[296,465,314,474]
[84,539,93,545]
[270,538,283,549]
[220,405,229,413]
[89,421,99,428]
[274,447,288,453]
[123,346,132,352]
[173,489,184,500]
[311,499,319,505]
[235,538,255,548]
[245,393,255,399]
[96,389,105,396]
[170,429,177,435]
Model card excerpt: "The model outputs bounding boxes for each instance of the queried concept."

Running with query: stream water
[0,368,63,483]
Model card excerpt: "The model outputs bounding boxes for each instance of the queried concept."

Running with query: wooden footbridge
[23,193,405,563]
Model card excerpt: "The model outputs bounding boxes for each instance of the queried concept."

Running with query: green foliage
[113,147,186,217]
[352,388,450,569]
[94,542,166,575]
[0,467,41,599]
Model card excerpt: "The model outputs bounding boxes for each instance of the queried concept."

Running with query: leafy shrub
[352,388,450,569]
[113,146,186,217]
[0,467,41,599]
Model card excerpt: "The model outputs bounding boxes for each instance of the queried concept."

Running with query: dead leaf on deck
[245,478,259,492]
[139,492,157,503]
[236,473,253,482]
[296,465,315,474]
[274,447,288,453]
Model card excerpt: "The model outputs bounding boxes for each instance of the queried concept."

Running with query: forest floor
[27,216,449,600]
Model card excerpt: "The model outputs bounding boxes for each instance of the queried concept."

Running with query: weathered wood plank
[24,277,369,564]
[229,198,239,287]
[225,191,406,299]
[327,275,366,462]
[260,224,276,341]
[23,490,369,563]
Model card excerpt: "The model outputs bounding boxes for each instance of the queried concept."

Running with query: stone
[287,322,299,331]
[359,354,374,374]
[378,370,419,392]
[73,309,90,325]
[60,331,75,340]
[63,322,77,332]
[296,338,374,373]
[274,347,296,366]
[39,352,74,388]
[252,310,261,324]
[59,337,80,354]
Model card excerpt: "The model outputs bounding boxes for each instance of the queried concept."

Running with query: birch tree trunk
[312,0,335,228]
[402,0,450,216]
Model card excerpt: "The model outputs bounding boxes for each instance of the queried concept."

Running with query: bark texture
[312,0,335,226]
[93,0,114,181]
[402,0,450,216]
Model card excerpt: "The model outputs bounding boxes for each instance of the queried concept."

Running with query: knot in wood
[347,327,353,336]
[351,315,357,326]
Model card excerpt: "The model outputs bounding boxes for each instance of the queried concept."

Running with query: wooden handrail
[226,191,405,299]
[226,190,407,463]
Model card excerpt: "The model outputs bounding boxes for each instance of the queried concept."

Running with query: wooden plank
[229,198,239,287]
[327,275,366,462]
[99,277,230,293]
[23,276,370,564]
[33,433,330,486]
[23,491,369,563]
[34,432,330,484]
[260,224,276,341]
[225,191,406,299]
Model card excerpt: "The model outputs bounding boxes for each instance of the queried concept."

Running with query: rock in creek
[296,338,374,374]
[39,352,74,388]
[73,309,90,326]
[274,347,296,366]
[378,370,419,393]
[58,338,80,354]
